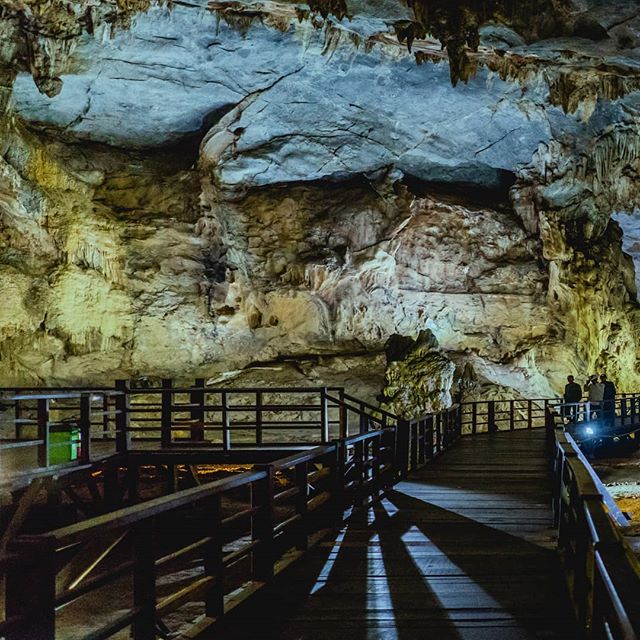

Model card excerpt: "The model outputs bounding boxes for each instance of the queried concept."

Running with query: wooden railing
[460,397,552,433]
[404,405,462,474]
[549,393,640,431]
[11,382,639,478]
[0,389,122,473]
[0,394,446,640]
[550,421,640,639]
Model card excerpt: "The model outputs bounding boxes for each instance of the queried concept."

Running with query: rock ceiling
[1,0,640,410]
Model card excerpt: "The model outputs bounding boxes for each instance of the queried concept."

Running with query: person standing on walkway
[585,374,604,420]
[601,374,617,428]
[563,375,582,422]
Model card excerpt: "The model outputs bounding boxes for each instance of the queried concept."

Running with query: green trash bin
[50,423,80,465]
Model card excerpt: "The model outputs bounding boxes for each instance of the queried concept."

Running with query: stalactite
[0,0,169,97]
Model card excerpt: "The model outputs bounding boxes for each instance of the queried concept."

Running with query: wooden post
[221,391,231,451]
[79,392,92,464]
[256,390,263,446]
[132,519,156,640]
[372,434,381,500]
[620,397,627,427]
[418,419,426,466]
[252,465,275,581]
[115,379,131,453]
[295,461,309,550]
[426,415,434,460]
[161,379,173,448]
[471,402,477,435]
[509,400,515,431]
[382,429,394,490]
[6,535,57,640]
[527,400,533,429]
[37,398,50,467]
[190,378,205,442]
[102,393,109,439]
[397,419,410,479]
[14,398,22,440]
[338,388,347,438]
[410,421,418,472]
[355,440,366,507]
[359,411,368,436]
[320,387,330,443]
[204,495,224,619]
[487,401,497,433]
[331,440,345,523]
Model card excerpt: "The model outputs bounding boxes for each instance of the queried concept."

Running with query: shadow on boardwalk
[209,431,577,640]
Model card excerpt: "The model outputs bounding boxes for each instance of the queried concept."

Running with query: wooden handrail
[550,413,640,639]
[340,392,400,421]
[0,385,467,640]
[270,444,337,470]
[49,469,268,545]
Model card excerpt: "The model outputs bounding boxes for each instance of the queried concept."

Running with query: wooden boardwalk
[212,429,577,640]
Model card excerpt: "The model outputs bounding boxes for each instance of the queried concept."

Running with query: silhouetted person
[563,375,582,422]
[585,374,604,419]
[601,374,616,428]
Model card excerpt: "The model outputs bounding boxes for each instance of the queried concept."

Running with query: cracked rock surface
[2,0,640,405]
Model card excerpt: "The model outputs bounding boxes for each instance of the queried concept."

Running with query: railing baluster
[37,398,50,468]
[471,402,477,435]
[6,535,56,640]
[221,391,231,451]
[252,465,275,581]
[372,434,381,501]
[161,379,173,448]
[14,397,22,440]
[256,390,263,446]
[488,400,496,433]
[204,495,224,619]
[190,378,205,442]
[410,421,418,471]
[321,388,330,443]
[115,379,131,453]
[102,392,109,439]
[332,440,346,521]
[338,388,348,438]
[426,415,434,460]
[132,519,156,640]
[79,392,92,464]
[295,461,309,550]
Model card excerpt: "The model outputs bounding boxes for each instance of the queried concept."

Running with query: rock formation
[1,0,640,407]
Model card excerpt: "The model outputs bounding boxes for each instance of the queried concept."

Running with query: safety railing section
[0,390,123,472]
[460,397,554,433]
[118,381,348,449]
[405,404,462,474]
[0,427,402,640]
[551,428,640,639]
[551,393,640,431]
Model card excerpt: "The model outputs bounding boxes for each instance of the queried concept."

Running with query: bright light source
[585,427,594,435]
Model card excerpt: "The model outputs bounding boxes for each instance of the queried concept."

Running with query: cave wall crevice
[1,1,640,404]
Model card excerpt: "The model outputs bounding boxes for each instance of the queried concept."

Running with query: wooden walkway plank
[208,429,577,640]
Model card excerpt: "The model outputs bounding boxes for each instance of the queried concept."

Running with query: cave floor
[209,429,577,640]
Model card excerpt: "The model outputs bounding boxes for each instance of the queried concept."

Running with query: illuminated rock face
[1,1,640,404]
